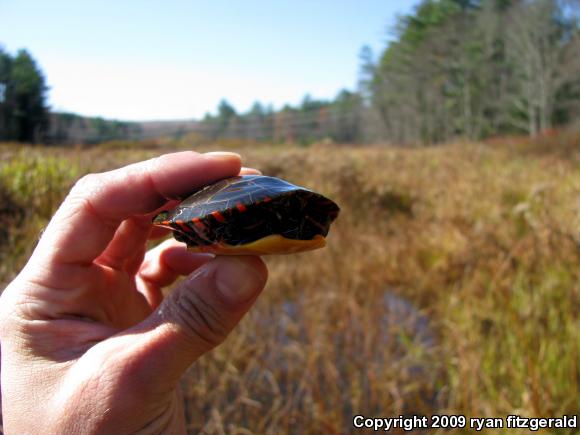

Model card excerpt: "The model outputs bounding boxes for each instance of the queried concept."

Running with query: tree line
[200,0,579,144]
[197,91,364,144]
[364,0,580,144]
[1,0,579,145]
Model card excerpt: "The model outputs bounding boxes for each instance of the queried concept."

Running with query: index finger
[34,151,242,265]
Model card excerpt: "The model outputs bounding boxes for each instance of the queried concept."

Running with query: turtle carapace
[153,175,340,255]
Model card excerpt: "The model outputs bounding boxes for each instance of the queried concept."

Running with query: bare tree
[506,0,579,135]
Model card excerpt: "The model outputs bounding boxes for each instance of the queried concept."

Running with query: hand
[0,151,268,434]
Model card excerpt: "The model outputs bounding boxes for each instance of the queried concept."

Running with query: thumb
[119,256,267,393]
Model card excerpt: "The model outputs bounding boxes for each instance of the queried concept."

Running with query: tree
[0,48,49,143]
[11,49,49,142]
[330,89,363,143]
[371,0,470,144]
[216,99,236,137]
[0,47,13,140]
[357,45,375,105]
[367,0,579,143]
[505,0,575,135]
[245,101,265,139]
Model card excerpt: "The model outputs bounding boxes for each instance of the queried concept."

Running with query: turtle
[153,175,340,255]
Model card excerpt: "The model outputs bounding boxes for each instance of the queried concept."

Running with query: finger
[99,256,267,395]
[32,151,242,267]
[138,239,213,288]
[98,201,180,259]
[136,239,212,309]
[148,226,171,240]
[124,245,148,277]
[95,216,152,271]
[240,167,261,175]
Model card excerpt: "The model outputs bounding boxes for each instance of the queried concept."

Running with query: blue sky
[1,1,418,121]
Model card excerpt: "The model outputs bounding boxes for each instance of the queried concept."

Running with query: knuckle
[64,173,113,225]
[0,284,24,338]
[66,174,103,213]
[71,173,101,194]
[170,289,229,349]
[0,312,12,339]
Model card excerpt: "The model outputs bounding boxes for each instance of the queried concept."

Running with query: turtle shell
[153,175,340,255]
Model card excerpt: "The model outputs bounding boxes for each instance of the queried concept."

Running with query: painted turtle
[153,175,340,255]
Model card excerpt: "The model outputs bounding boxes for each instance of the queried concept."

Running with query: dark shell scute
[175,175,309,219]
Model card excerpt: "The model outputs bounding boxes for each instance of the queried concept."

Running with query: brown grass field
[0,137,579,433]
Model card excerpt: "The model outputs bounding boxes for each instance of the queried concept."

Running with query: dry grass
[0,139,578,434]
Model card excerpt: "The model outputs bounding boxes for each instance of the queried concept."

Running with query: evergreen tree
[0,48,49,142]
[0,48,12,141]
[11,49,48,142]
[217,99,236,135]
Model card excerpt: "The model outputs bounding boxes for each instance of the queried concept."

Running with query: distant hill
[137,119,200,140]
[47,112,200,144]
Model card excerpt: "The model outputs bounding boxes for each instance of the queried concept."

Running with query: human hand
[0,151,268,434]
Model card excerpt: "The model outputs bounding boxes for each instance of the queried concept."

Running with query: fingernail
[205,151,241,159]
[214,257,264,303]
[241,166,262,175]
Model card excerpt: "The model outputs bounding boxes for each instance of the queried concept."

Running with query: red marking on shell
[211,211,226,223]
[174,220,190,233]
[192,217,206,229]
[263,196,272,202]
[236,203,247,212]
